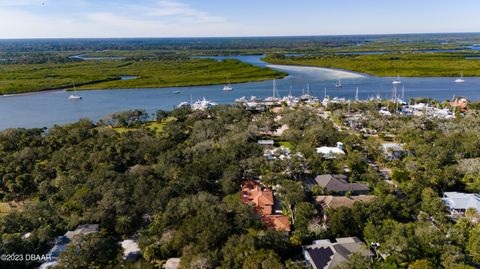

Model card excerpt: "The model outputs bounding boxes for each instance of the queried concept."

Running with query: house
[120,239,141,261]
[241,180,274,215]
[315,195,376,210]
[450,98,468,112]
[303,237,372,269]
[265,215,291,232]
[164,258,181,269]
[316,142,345,159]
[442,192,480,216]
[258,140,275,147]
[381,143,406,160]
[305,175,369,195]
[241,180,291,232]
[40,224,99,269]
[264,146,291,161]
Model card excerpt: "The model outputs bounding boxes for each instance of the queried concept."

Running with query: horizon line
[1,31,480,41]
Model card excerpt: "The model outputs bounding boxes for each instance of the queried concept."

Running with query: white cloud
[143,0,224,23]
[0,0,46,6]
[0,0,268,38]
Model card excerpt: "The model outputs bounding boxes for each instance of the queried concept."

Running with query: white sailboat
[392,73,402,85]
[68,82,82,100]
[264,79,280,102]
[223,77,233,91]
[455,71,465,83]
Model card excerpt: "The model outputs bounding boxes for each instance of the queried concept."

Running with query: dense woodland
[0,103,479,268]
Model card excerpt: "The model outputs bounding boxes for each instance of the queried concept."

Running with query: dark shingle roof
[307,174,369,193]
[307,247,334,269]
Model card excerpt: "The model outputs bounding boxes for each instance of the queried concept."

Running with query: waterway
[0,55,479,130]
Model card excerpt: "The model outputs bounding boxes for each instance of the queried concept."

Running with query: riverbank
[0,58,286,95]
[263,52,480,77]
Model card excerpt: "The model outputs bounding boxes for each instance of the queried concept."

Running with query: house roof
[64,224,99,240]
[443,192,480,211]
[307,247,334,269]
[381,143,404,152]
[315,195,376,209]
[316,147,345,156]
[308,175,369,193]
[304,237,372,269]
[265,215,291,232]
[120,239,141,261]
[241,181,274,216]
[164,258,181,269]
[258,140,275,145]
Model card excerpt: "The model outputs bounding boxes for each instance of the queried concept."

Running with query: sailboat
[68,82,82,100]
[223,77,233,91]
[264,79,280,102]
[335,79,343,88]
[455,71,465,83]
[392,73,402,85]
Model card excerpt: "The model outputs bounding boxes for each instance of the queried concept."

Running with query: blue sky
[0,0,479,38]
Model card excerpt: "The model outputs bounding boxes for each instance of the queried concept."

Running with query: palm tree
[115,215,132,236]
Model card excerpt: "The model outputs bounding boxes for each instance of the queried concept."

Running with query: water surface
[1,55,479,130]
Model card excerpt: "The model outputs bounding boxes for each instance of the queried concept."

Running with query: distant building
[120,239,141,262]
[303,237,372,269]
[305,175,369,195]
[315,195,376,210]
[381,143,406,160]
[258,140,275,147]
[40,224,99,269]
[442,192,480,216]
[450,98,468,112]
[316,142,345,159]
[164,258,181,269]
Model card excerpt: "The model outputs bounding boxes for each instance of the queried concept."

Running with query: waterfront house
[303,237,372,269]
[304,175,369,195]
[450,98,469,112]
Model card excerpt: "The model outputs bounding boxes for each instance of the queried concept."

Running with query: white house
[442,192,480,215]
[316,142,345,159]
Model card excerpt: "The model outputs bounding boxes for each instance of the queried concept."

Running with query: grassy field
[264,52,480,77]
[0,58,286,94]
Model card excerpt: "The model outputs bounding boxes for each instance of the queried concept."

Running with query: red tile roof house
[241,180,291,232]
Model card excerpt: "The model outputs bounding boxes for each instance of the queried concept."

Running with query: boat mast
[272,79,276,99]
[355,87,359,101]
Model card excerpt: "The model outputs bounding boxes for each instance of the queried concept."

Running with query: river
[0,55,479,130]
